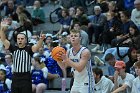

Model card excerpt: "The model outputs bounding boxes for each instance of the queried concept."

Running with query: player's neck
[72,45,82,52]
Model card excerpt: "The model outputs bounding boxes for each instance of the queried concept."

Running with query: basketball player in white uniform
[58,29,94,93]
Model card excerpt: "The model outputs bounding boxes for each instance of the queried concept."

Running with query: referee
[0,26,45,93]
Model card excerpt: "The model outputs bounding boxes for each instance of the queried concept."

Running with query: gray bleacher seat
[44,78,71,93]
[48,78,71,89]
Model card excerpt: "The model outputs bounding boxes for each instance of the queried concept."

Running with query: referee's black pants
[11,72,32,93]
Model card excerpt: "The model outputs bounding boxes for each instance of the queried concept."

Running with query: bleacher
[26,3,61,34]
[44,78,72,93]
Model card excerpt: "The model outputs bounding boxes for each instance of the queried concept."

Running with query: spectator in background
[0,69,12,93]
[57,8,73,35]
[5,53,13,80]
[105,53,117,76]
[58,34,71,50]
[111,11,136,47]
[73,22,89,47]
[112,61,135,93]
[31,56,48,93]
[131,61,140,93]
[88,5,106,45]
[45,42,64,77]
[69,7,76,19]
[97,11,121,52]
[126,48,137,75]
[131,0,140,30]
[74,6,89,27]
[44,34,53,50]
[5,0,17,20]
[4,16,20,45]
[96,0,109,13]
[32,0,45,26]
[93,67,114,93]
[137,49,140,62]
[16,5,33,34]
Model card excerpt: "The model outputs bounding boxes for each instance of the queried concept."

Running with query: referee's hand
[40,31,46,40]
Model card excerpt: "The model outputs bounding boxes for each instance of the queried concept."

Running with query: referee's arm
[32,34,45,52]
[0,26,10,49]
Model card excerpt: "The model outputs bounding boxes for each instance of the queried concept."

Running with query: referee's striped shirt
[9,44,33,73]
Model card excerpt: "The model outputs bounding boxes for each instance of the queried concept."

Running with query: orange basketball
[51,46,66,62]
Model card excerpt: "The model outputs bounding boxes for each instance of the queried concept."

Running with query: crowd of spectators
[0,0,140,93]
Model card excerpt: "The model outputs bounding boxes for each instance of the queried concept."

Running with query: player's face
[17,34,26,48]
[69,32,81,44]
[135,67,140,76]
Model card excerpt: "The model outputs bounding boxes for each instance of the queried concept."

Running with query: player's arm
[65,49,91,72]
[0,26,10,49]
[32,33,45,52]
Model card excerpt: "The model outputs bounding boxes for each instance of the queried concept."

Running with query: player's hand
[61,54,69,63]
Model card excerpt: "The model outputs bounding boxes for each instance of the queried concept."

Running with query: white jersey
[94,76,114,93]
[68,47,94,93]
[117,73,135,93]
[131,76,140,93]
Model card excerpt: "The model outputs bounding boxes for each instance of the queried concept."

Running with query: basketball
[51,46,66,62]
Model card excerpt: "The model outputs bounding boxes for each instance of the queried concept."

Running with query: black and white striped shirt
[9,44,33,73]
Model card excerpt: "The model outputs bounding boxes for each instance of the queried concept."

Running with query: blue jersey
[5,66,12,80]
[0,82,11,93]
[45,57,62,77]
[31,69,48,85]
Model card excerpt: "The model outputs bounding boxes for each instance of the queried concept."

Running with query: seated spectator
[112,61,135,93]
[111,11,136,47]
[4,0,17,21]
[137,49,140,62]
[93,46,129,66]
[88,5,106,44]
[32,0,45,26]
[57,8,73,35]
[43,34,53,50]
[0,59,6,70]
[72,22,89,47]
[58,34,71,50]
[91,11,121,53]
[93,67,114,93]
[126,48,137,76]
[31,56,48,93]
[4,16,20,45]
[5,53,13,80]
[131,61,140,93]
[0,69,11,93]
[16,5,33,33]
[44,42,64,77]
[105,53,117,76]
[131,0,140,30]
